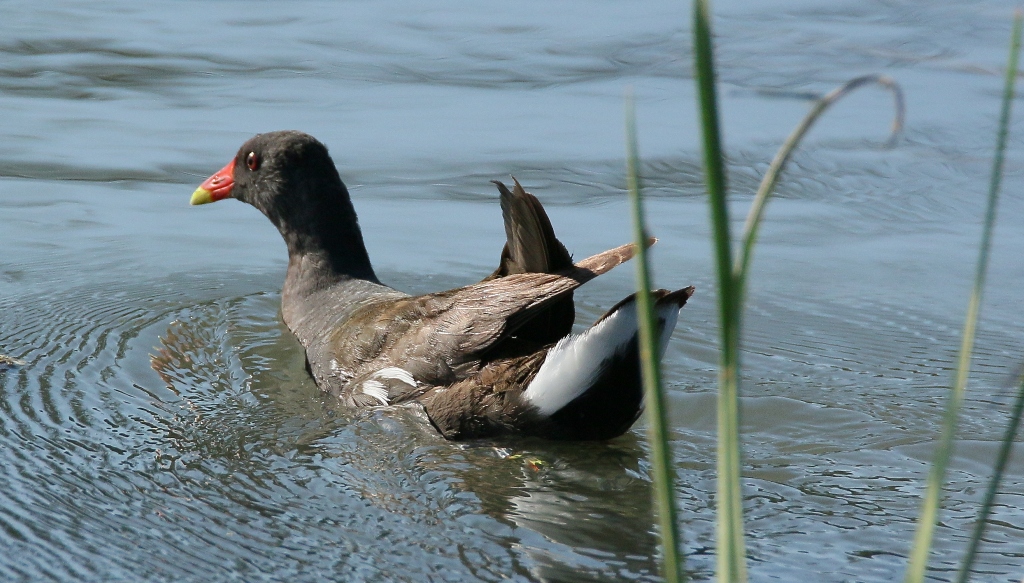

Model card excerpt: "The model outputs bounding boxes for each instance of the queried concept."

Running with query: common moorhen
[191,131,693,440]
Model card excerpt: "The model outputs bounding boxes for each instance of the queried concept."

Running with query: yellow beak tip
[190,188,214,206]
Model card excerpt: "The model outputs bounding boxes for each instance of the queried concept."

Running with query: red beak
[190,160,236,205]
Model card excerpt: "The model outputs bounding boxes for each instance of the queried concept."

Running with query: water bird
[190,130,693,440]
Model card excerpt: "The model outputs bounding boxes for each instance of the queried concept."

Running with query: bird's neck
[276,184,379,308]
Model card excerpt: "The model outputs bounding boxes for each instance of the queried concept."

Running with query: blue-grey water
[2,1,1023,581]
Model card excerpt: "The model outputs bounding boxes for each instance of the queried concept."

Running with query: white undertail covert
[522,297,681,416]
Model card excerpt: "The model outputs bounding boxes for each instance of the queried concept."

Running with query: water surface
[2,1,1023,581]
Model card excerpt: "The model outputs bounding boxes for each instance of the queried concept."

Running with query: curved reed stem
[693,11,906,580]
[734,75,905,302]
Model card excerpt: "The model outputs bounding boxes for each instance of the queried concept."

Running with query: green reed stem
[905,11,1023,583]
[691,1,746,581]
[692,2,907,580]
[956,368,1024,583]
[626,90,684,583]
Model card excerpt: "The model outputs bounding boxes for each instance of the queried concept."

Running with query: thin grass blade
[956,367,1024,583]
[904,10,1023,583]
[625,90,684,583]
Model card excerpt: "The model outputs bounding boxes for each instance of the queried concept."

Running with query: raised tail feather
[491,178,573,276]
[484,178,575,354]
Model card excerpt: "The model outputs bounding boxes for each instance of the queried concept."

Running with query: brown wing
[322,241,645,395]
[414,241,642,363]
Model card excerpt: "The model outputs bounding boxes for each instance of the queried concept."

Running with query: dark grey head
[191,130,376,281]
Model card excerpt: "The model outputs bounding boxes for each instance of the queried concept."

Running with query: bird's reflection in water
[455,435,662,582]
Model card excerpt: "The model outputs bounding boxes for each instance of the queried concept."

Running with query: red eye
[246,152,260,171]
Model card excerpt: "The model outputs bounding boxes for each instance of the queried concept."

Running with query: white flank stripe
[362,380,390,405]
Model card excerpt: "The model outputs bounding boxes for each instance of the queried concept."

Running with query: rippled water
[2,1,1024,581]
